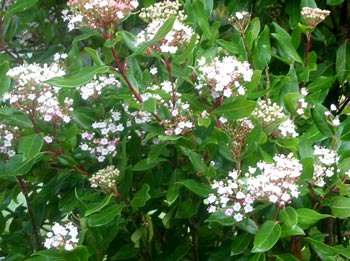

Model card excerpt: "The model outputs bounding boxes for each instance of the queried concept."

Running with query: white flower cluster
[135,1,196,54]
[196,56,253,100]
[141,81,193,136]
[63,0,139,31]
[78,74,120,100]
[3,59,73,124]
[297,88,309,115]
[252,99,298,138]
[0,124,18,159]
[44,222,79,251]
[312,145,340,187]
[89,165,120,190]
[80,111,125,162]
[301,7,330,27]
[206,153,302,222]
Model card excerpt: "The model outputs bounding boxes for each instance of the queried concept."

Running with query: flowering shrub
[1,0,350,260]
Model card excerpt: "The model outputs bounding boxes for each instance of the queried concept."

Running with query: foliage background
[0,0,350,260]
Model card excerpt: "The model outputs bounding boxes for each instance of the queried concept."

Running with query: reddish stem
[305,31,312,67]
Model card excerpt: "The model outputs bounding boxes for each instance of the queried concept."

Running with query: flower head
[301,7,330,27]
[44,222,79,251]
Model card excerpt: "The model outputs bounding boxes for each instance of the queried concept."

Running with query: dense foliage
[1,0,350,260]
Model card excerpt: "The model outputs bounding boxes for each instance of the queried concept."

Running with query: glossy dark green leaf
[3,153,43,177]
[87,204,123,227]
[339,116,350,141]
[330,196,350,218]
[312,103,334,137]
[18,133,44,160]
[0,61,10,96]
[280,224,305,238]
[132,157,167,171]
[296,208,333,229]
[193,0,211,35]
[112,245,138,260]
[236,218,259,234]
[252,26,271,69]
[305,237,339,256]
[283,93,303,116]
[272,22,303,64]
[279,206,298,226]
[9,0,39,13]
[84,47,104,66]
[177,179,212,197]
[249,253,266,261]
[46,66,110,88]
[327,0,344,5]
[231,233,253,255]
[252,221,281,253]
[0,108,32,128]
[215,98,256,120]
[166,170,183,205]
[130,184,151,208]
[85,194,113,216]
[246,17,261,51]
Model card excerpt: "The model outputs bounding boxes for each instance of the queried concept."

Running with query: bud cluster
[301,7,330,27]
[135,1,196,54]
[63,0,139,31]
[3,58,73,124]
[311,145,340,187]
[89,165,120,190]
[80,110,125,162]
[44,222,79,251]
[206,153,302,222]
[195,56,253,100]
[252,99,298,138]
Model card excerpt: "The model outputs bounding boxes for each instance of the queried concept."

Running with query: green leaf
[252,221,281,253]
[296,208,333,229]
[112,245,138,260]
[231,233,253,255]
[0,61,10,96]
[252,26,271,69]
[87,204,123,227]
[18,134,44,160]
[186,150,206,173]
[215,98,257,120]
[85,194,113,217]
[306,76,336,94]
[246,17,261,51]
[312,103,334,137]
[305,237,339,256]
[176,179,213,197]
[249,253,266,261]
[166,169,183,205]
[132,157,167,171]
[272,22,303,64]
[84,47,104,66]
[330,196,350,218]
[236,218,259,234]
[280,224,305,238]
[3,154,43,177]
[193,0,211,35]
[339,117,350,141]
[283,93,304,116]
[279,206,298,226]
[9,0,39,13]
[153,16,176,42]
[28,246,89,261]
[0,108,32,128]
[327,0,344,5]
[46,66,110,88]
[130,184,151,208]
[205,210,236,226]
